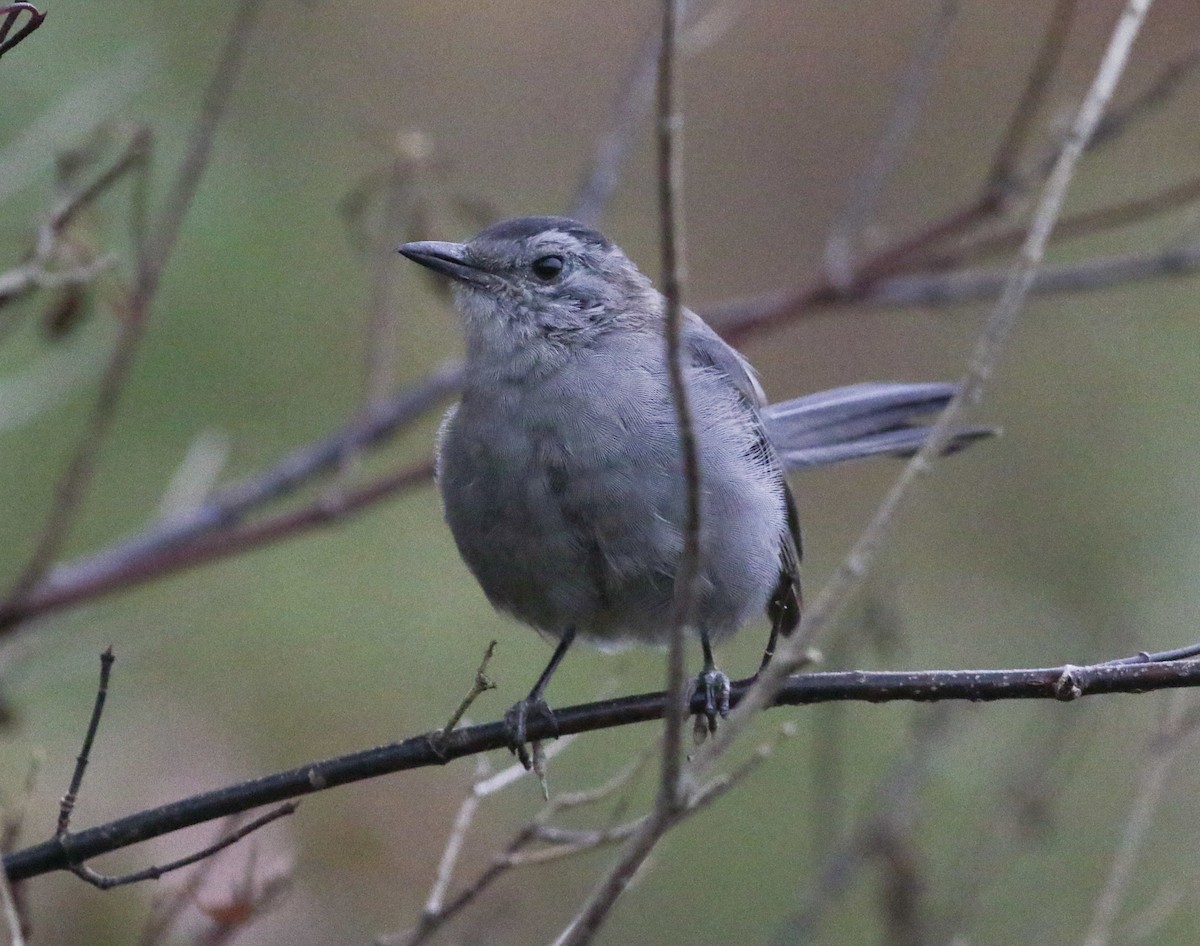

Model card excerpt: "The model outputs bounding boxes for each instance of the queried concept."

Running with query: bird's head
[399,216,657,365]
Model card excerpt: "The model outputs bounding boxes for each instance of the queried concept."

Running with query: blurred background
[2,0,1200,943]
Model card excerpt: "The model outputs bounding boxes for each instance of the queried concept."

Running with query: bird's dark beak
[397,240,484,286]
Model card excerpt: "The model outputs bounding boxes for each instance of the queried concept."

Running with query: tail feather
[763,382,995,470]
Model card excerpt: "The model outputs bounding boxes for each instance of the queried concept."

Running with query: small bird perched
[400,216,985,765]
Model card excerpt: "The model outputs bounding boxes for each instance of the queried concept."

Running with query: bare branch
[835,240,1200,309]
[1088,43,1200,153]
[919,174,1200,271]
[68,805,296,891]
[0,254,116,309]
[386,747,647,946]
[6,647,1200,886]
[545,8,699,935]
[192,844,292,946]
[937,711,1080,940]
[414,761,487,933]
[137,830,228,946]
[707,236,1200,330]
[0,126,149,332]
[439,641,498,737]
[655,0,694,811]
[686,719,798,813]
[56,648,115,838]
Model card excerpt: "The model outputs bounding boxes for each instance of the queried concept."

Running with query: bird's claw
[504,696,558,770]
[693,667,731,739]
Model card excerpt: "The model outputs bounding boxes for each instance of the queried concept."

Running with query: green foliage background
[2,1,1200,943]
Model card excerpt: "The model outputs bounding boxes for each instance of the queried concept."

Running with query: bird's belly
[439,382,782,646]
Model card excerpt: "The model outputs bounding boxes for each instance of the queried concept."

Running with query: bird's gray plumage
[402,216,800,652]
[399,216,986,672]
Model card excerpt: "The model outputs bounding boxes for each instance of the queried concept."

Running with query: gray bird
[399,216,986,764]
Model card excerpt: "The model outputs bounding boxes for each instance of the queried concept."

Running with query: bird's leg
[504,627,576,770]
[694,629,731,735]
[757,621,782,675]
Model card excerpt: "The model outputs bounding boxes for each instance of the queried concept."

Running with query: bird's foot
[693,667,731,740]
[504,695,559,771]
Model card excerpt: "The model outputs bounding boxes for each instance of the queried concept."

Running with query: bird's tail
[763,382,995,470]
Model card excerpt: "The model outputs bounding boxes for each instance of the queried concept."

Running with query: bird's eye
[531,254,565,281]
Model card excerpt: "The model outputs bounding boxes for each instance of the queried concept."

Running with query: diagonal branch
[693,0,1157,777]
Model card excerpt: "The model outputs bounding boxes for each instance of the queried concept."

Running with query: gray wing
[682,310,767,407]
[684,310,802,636]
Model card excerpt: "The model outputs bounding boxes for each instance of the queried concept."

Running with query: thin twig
[0,255,116,308]
[56,648,115,837]
[510,819,646,865]
[920,174,1200,271]
[705,41,1197,343]
[0,756,36,946]
[707,232,1200,333]
[552,806,673,946]
[0,127,148,324]
[417,759,488,927]
[937,711,1081,942]
[440,641,497,736]
[823,240,1200,309]
[1087,43,1200,153]
[387,748,648,946]
[193,844,292,946]
[656,0,694,809]
[68,805,297,890]
[823,0,959,288]
[45,126,153,238]
[1121,883,1189,942]
[686,719,798,813]
[0,755,40,858]
[552,720,794,946]
[0,756,38,944]
[1107,640,1200,665]
[137,823,232,946]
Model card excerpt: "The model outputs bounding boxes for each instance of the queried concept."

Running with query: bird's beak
[397,240,484,286]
